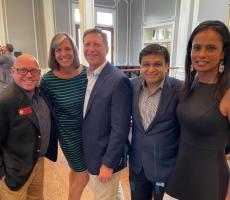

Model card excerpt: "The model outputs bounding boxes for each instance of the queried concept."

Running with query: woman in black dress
[164,20,230,200]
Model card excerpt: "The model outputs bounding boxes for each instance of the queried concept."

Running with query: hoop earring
[219,60,224,73]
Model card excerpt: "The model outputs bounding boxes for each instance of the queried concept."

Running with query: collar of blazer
[84,62,112,118]
[133,76,177,132]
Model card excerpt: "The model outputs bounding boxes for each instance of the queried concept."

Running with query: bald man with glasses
[0,54,58,200]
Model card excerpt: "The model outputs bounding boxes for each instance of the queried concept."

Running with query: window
[74,8,81,59]
[96,10,114,64]
[96,12,113,26]
[74,8,80,23]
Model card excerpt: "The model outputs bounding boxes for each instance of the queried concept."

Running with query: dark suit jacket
[129,76,182,183]
[82,62,132,175]
[0,83,58,191]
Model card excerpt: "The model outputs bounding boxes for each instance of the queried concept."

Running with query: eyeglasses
[14,68,41,76]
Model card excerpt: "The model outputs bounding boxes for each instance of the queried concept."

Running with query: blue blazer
[129,76,182,182]
[82,62,132,175]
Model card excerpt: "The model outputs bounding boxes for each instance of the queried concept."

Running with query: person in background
[0,54,58,200]
[164,20,230,200]
[129,44,182,200]
[0,43,16,84]
[39,33,89,200]
[82,28,132,200]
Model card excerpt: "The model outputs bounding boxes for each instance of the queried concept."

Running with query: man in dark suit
[0,54,58,200]
[82,28,132,200]
[129,44,182,200]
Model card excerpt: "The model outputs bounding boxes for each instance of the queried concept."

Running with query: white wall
[198,0,228,24]
[4,0,38,58]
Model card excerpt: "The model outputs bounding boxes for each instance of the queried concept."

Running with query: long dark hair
[182,20,230,99]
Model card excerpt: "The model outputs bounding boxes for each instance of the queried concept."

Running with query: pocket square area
[18,106,33,116]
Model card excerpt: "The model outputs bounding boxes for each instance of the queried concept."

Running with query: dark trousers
[129,168,166,200]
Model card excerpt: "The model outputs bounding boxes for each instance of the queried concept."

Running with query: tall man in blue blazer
[129,44,182,200]
[82,28,132,200]
[0,54,58,200]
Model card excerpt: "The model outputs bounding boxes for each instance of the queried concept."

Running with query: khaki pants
[0,158,44,200]
[89,171,124,200]
[163,193,179,200]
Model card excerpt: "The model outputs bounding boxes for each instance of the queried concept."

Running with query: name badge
[18,106,33,116]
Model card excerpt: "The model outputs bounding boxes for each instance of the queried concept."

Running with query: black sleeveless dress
[166,82,230,200]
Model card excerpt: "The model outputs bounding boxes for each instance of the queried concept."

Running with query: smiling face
[83,33,108,71]
[140,54,168,87]
[12,54,41,92]
[54,38,74,69]
[191,29,224,82]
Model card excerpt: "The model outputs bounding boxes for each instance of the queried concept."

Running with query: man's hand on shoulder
[99,164,113,184]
